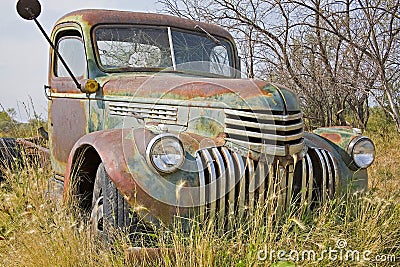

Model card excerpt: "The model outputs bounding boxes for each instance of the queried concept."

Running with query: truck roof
[55,9,234,41]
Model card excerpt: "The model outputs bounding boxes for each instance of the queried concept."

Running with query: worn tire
[90,163,133,241]
[0,138,21,182]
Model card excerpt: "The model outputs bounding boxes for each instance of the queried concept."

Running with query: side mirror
[16,0,41,20]
[17,0,82,91]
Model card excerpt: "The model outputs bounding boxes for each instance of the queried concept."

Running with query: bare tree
[159,0,400,132]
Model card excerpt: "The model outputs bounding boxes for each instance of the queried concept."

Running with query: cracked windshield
[95,26,234,77]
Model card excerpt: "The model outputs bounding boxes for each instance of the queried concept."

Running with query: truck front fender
[63,128,176,224]
[304,132,368,191]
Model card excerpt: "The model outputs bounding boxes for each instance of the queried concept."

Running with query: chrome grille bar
[247,157,256,214]
[220,147,236,223]
[211,147,226,230]
[277,164,286,216]
[232,151,245,219]
[306,154,314,205]
[326,151,339,195]
[225,109,302,121]
[256,161,267,204]
[201,150,217,219]
[301,156,307,205]
[320,150,333,197]
[224,109,304,157]
[195,154,206,221]
[314,149,327,202]
[195,146,338,225]
[286,164,294,208]
[225,118,303,132]
[225,128,304,142]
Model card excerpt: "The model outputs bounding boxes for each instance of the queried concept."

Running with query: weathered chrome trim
[225,127,304,142]
[306,154,314,205]
[195,153,206,221]
[286,164,294,208]
[247,157,256,214]
[220,147,236,219]
[320,150,333,197]
[145,133,184,174]
[211,147,226,229]
[277,165,286,215]
[225,138,304,157]
[301,157,307,204]
[314,149,327,202]
[347,136,375,168]
[109,102,177,121]
[225,109,302,121]
[256,161,266,204]
[195,146,338,225]
[224,109,304,157]
[225,118,303,132]
[201,149,217,218]
[326,151,339,194]
[232,151,245,218]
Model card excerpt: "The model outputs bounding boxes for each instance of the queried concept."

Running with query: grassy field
[0,110,399,266]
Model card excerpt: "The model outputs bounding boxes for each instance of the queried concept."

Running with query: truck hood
[100,74,300,112]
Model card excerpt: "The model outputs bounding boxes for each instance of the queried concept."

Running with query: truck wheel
[90,163,132,241]
[0,138,21,182]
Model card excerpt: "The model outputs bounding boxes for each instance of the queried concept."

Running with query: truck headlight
[146,134,184,174]
[348,136,375,168]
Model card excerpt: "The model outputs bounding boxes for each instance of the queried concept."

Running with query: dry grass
[0,110,399,266]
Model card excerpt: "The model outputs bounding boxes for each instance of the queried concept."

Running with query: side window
[56,36,86,77]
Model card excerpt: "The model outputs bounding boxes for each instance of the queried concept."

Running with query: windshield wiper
[194,25,221,45]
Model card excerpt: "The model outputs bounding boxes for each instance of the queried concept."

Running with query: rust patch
[165,82,232,99]
[103,75,276,99]
[50,75,86,94]
[179,131,226,154]
[49,98,87,174]
[63,129,181,224]
[320,133,342,144]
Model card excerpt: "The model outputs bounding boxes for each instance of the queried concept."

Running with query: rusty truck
[10,0,375,240]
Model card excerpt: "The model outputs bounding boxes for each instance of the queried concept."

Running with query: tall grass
[0,109,399,266]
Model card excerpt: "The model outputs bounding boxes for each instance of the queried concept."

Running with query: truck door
[48,26,89,176]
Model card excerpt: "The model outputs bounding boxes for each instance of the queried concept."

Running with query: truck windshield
[94,26,235,77]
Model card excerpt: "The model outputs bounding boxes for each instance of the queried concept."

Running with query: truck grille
[195,146,337,227]
[224,109,304,156]
[109,102,177,122]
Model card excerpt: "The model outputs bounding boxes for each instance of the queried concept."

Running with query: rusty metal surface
[304,132,368,191]
[313,126,359,150]
[64,129,182,224]
[101,75,298,111]
[49,98,88,175]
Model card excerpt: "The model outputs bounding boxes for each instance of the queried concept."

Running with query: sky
[0,0,158,121]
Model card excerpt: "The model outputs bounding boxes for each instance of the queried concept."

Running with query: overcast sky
[1,0,158,121]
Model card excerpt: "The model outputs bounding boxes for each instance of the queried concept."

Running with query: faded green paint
[313,127,359,151]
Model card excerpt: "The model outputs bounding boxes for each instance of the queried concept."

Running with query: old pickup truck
[12,0,375,240]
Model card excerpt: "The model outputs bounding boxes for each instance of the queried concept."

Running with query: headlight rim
[347,136,375,169]
[145,133,185,174]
